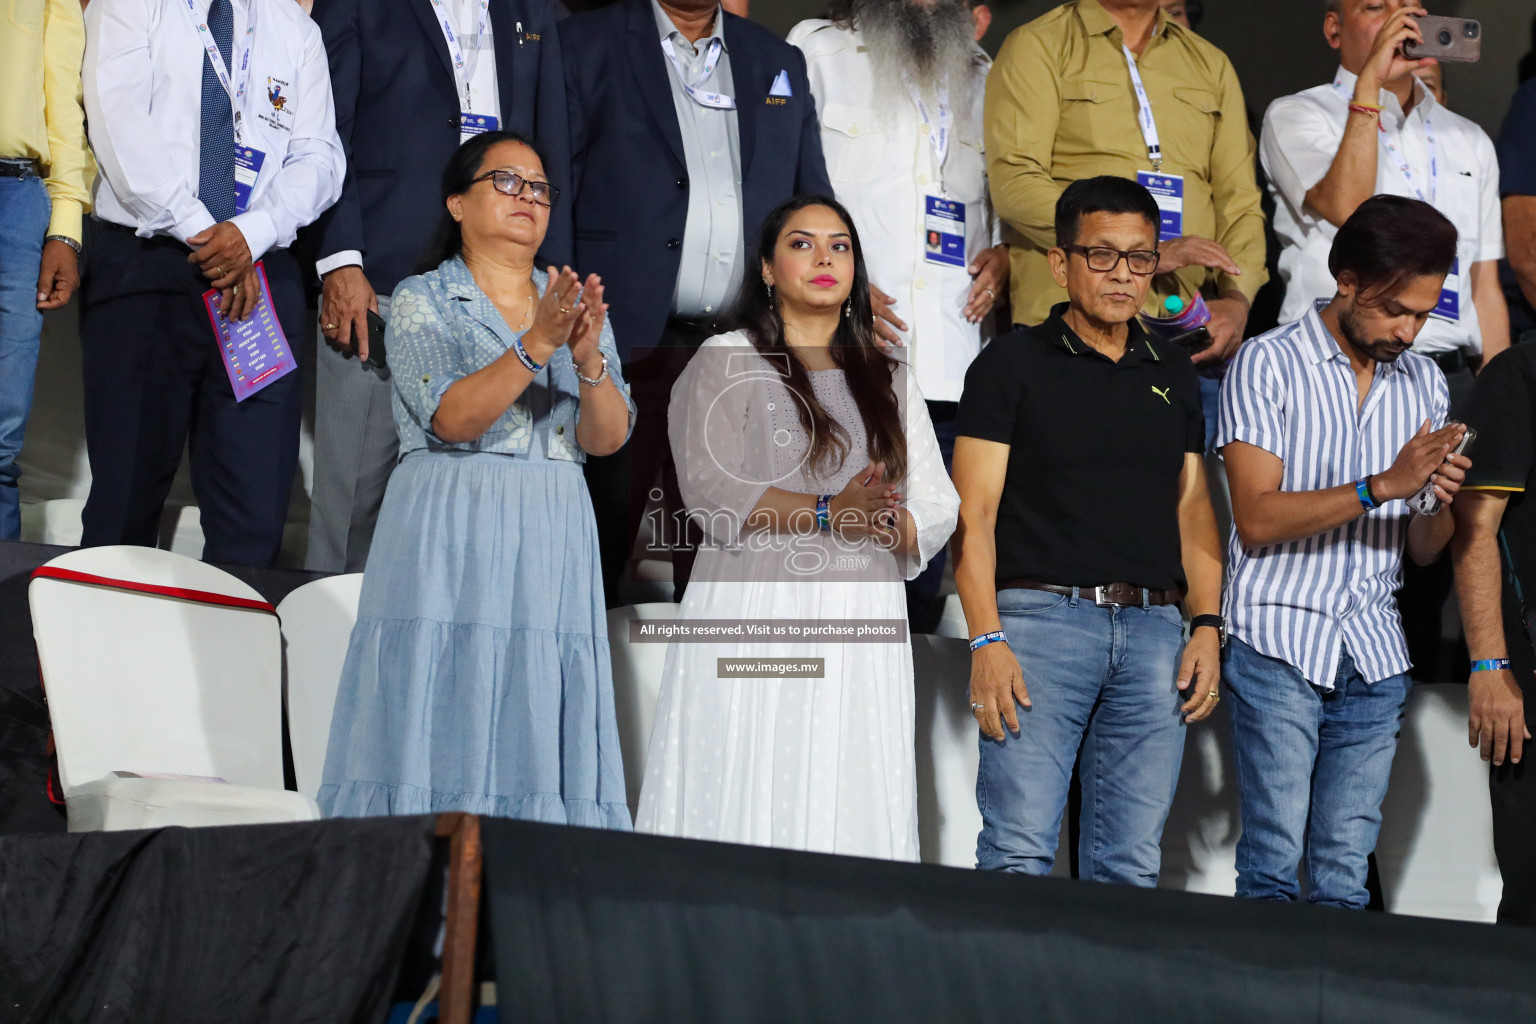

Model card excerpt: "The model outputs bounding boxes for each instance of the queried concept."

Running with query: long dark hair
[414,130,544,274]
[729,194,906,484]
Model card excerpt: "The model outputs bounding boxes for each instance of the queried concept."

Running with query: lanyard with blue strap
[661,35,735,110]
[180,0,257,145]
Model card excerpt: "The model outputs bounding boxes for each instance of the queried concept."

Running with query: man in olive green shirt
[984,0,1265,371]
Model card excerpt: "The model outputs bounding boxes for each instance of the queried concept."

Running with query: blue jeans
[0,173,50,539]
[1198,367,1222,453]
[976,588,1188,885]
[1225,637,1411,909]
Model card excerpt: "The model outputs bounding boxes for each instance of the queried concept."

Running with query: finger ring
[232,285,241,296]
[970,702,985,711]
[1203,691,1220,704]
[213,266,224,278]
[560,306,573,314]
[985,288,995,299]
[324,323,339,331]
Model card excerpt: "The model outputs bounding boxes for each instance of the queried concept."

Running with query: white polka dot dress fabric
[635,332,960,861]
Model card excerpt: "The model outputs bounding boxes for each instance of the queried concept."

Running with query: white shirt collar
[652,0,725,54]
[1332,65,1437,123]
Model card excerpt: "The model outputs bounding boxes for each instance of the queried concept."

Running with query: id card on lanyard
[905,76,965,267]
[427,0,500,136]
[1123,46,1184,241]
[660,36,736,110]
[182,0,262,214]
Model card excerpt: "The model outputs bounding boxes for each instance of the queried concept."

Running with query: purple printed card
[203,261,297,402]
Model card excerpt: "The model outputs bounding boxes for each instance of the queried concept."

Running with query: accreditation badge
[234,146,266,215]
[1433,256,1461,322]
[460,112,500,139]
[1137,170,1185,241]
[924,195,965,268]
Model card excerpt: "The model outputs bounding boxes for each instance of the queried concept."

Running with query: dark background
[749,0,1536,137]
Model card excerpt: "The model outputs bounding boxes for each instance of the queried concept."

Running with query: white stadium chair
[606,602,679,816]
[1378,683,1503,922]
[912,633,985,867]
[276,574,365,801]
[29,546,319,830]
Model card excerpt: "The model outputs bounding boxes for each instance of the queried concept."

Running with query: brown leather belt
[997,578,1182,608]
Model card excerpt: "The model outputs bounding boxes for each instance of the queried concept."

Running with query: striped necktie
[198,0,237,223]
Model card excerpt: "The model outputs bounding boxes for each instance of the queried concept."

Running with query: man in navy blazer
[305,0,571,574]
[562,0,832,604]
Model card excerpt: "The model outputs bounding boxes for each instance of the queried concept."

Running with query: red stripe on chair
[30,566,278,614]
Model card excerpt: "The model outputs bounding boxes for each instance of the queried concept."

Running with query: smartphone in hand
[1402,16,1481,63]
[364,309,388,369]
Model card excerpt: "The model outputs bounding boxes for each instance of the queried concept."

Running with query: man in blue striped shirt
[1217,195,1473,909]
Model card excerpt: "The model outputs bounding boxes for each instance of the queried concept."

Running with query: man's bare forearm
[1405,508,1454,567]
[1454,495,1512,660]
[953,510,1002,638]
[1304,107,1380,227]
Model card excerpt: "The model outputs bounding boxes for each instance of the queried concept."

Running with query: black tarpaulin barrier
[0,815,436,1023]
[484,817,1536,1024]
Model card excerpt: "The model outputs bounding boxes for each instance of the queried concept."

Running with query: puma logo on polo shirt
[1151,386,1171,405]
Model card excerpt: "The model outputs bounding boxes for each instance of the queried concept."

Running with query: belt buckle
[1094,584,1142,608]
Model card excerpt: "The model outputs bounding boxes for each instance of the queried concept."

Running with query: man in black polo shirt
[952,175,1224,884]
[1453,346,1536,926]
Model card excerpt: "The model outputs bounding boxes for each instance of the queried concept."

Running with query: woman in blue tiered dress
[318,131,633,829]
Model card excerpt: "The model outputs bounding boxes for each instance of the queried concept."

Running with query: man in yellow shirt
[984,0,1264,434]
[0,0,93,539]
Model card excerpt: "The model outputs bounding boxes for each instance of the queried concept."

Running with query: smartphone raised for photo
[1407,425,1476,517]
[1402,16,1481,63]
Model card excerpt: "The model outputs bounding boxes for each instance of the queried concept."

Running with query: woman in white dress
[635,195,959,860]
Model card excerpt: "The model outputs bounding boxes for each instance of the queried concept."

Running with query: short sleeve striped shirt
[1216,303,1450,689]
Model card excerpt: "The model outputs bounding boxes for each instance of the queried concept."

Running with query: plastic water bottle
[1141,293,1210,340]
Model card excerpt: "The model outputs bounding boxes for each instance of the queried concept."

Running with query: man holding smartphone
[953,176,1224,885]
[1219,196,1471,909]
[1260,0,1509,683]
[1261,0,1508,387]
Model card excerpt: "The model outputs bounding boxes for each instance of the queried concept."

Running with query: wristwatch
[1190,614,1227,648]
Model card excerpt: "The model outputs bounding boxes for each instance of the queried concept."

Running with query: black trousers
[585,319,711,607]
[1495,598,1536,926]
[78,222,304,567]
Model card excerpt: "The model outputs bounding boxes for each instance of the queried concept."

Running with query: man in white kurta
[789,0,1006,630]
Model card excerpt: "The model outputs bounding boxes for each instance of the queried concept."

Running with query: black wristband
[1190,614,1226,647]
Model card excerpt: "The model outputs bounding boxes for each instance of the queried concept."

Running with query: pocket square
[769,70,793,98]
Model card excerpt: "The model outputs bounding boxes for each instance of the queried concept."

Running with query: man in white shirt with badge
[790,0,1008,630]
[1260,0,1509,393]
[81,0,344,566]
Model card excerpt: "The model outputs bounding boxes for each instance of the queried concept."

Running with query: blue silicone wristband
[1356,477,1378,512]
[512,336,543,373]
[970,630,1008,652]
[1471,658,1512,673]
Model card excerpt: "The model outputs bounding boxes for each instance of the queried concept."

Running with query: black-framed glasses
[1061,243,1159,276]
[471,170,560,208]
